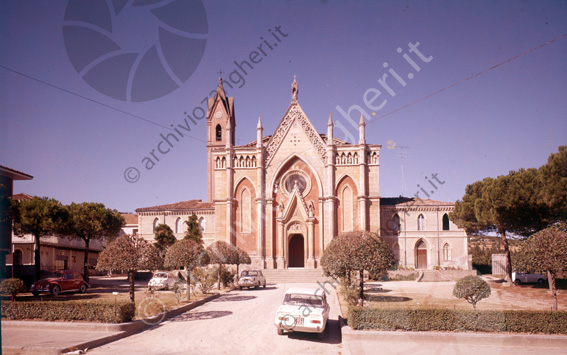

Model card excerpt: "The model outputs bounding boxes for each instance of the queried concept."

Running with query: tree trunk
[236,264,240,283]
[358,270,364,306]
[34,235,41,281]
[186,266,191,301]
[129,270,135,302]
[548,270,557,311]
[218,263,222,290]
[83,238,90,283]
[499,229,513,285]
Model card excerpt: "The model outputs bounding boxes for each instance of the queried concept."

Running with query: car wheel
[317,331,325,340]
[79,284,87,293]
[240,286,243,290]
[52,285,61,296]
[277,328,284,336]
[255,283,259,290]
[32,292,39,297]
[537,279,544,284]
[263,282,266,288]
[514,279,521,286]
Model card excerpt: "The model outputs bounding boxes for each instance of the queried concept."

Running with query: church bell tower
[206,78,235,202]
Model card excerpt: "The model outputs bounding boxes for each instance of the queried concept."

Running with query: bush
[453,275,491,310]
[0,278,27,301]
[347,307,567,334]
[2,300,135,323]
[193,267,215,294]
[219,266,235,287]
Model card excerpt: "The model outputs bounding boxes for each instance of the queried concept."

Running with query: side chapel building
[136,79,470,270]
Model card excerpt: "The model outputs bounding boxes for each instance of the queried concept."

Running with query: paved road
[88,283,343,355]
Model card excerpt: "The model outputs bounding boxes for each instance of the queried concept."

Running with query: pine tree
[184,214,202,244]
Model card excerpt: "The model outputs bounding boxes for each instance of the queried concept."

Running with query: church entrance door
[416,240,427,269]
[288,234,305,268]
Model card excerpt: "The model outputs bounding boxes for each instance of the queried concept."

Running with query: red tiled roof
[120,213,138,225]
[381,197,455,206]
[11,193,33,200]
[136,199,213,212]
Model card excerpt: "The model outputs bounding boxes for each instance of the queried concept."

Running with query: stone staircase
[261,269,332,284]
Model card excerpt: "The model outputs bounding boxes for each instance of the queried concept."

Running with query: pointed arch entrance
[288,234,305,267]
[416,240,427,269]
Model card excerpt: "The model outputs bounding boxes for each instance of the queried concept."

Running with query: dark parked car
[30,270,89,296]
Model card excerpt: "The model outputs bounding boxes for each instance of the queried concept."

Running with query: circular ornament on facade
[214,111,223,119]
[281,170,311,196]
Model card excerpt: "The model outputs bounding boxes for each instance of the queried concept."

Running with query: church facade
[136,78,470,270]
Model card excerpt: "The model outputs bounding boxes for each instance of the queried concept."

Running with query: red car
[30,270,89,296]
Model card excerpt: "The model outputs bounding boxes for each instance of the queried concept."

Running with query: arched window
[240,188,251,233]
[199,217,205,233]
[13,249,22,265]
[216,124,222,141]
[342,186,353,232]
[153,218,159,232]
[443,243,451,261]
[442,213,450,231]
[392,214,400,234]
[417,214,425,231]
[175,217,182,234]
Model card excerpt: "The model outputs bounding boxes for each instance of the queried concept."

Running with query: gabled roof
[120,213,138,225]
[0,165,33,180]
[381,197,455,206]
[135,199,213,212]
[11,193,33,200]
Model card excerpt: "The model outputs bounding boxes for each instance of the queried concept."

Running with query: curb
[341,327,567,348]
[2,293,222,354]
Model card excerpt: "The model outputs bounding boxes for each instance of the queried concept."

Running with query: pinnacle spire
[327,113,333,126]
[257,116,263,129]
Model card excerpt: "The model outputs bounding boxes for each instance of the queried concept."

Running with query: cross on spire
[218,69,223,78]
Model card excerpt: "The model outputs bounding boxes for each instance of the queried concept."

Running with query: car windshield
[153,273,167,278]
[283,293,324,308]
[45,272,63,279]
[241,271,258,277]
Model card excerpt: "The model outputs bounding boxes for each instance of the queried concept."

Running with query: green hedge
[347,307,567,334]
[2,301,135,323]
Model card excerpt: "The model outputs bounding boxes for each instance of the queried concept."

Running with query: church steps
[260,269,333,284]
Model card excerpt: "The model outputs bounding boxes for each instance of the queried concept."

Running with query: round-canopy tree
[64,202,124,283]
[11,196,67,281]
[514,223,567,311]
[96,234,162,302]
[164,239,209,300]
[321,231,395,304]
[206,241,238,290]
[453,275,491,310]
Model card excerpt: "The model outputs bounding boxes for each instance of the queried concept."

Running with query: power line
[366,33,567,125]
[0,64,207,143]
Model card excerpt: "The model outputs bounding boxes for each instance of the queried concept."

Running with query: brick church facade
[136,78,470,270]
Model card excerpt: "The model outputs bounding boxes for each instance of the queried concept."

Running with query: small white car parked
[238,269,266,289]
[148,270,187,290]
[512,270,546,285]
[275,287,330,339]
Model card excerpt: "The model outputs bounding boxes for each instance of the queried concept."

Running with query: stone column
[307,218,315,268]
[276,217,285,269]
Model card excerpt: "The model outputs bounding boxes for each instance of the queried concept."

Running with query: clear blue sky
[1,0,566,213]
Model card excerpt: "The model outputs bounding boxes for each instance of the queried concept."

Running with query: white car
[275,287,330,339]
[148,270,186,290]
[513,270,546,285]
[238,270,266,289]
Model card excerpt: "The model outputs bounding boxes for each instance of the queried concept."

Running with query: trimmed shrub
[0,278,27,301]
[2,301,135,323]
[453,275,491,310]
[347,307,567,334]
